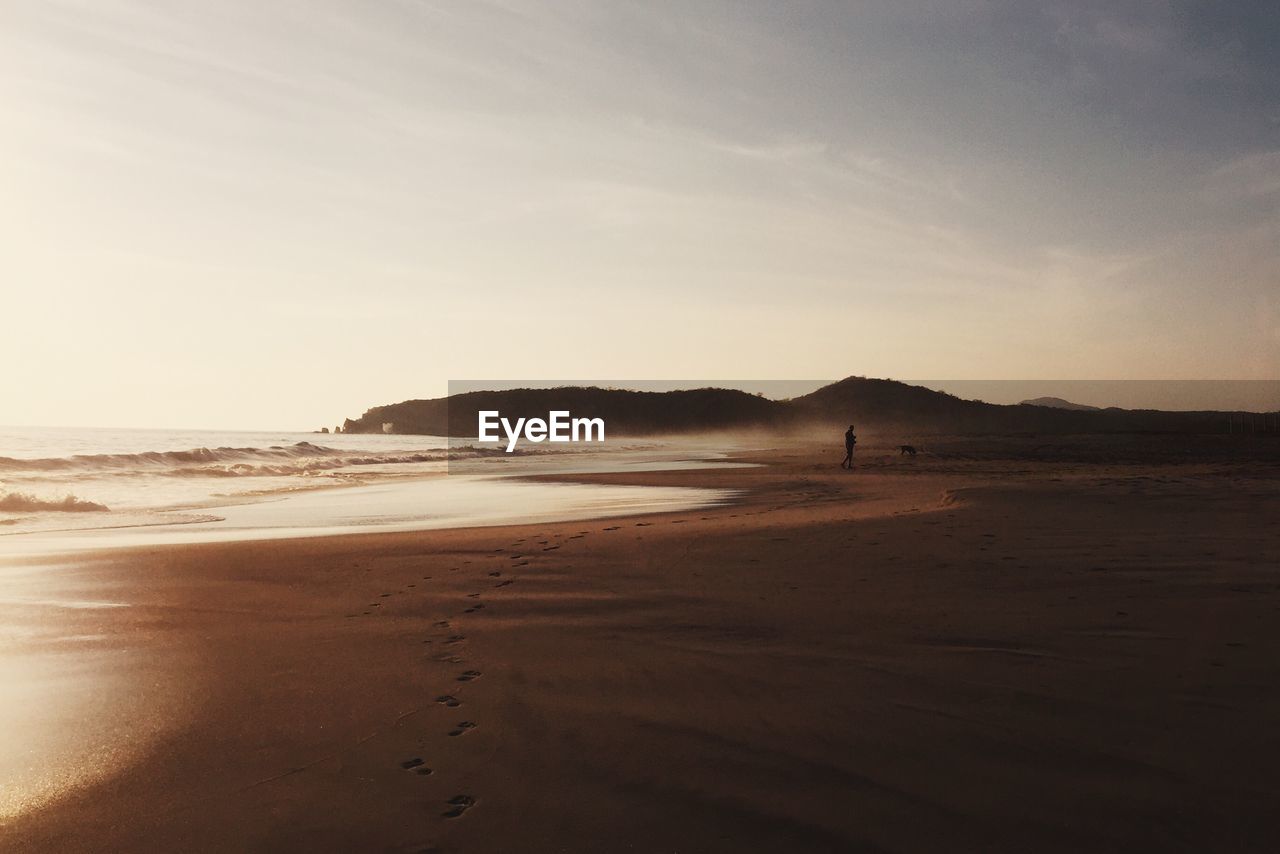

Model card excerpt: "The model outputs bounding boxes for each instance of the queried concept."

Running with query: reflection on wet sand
[0,559,193,822]
[4,474,738,558]
[0,466,737,825]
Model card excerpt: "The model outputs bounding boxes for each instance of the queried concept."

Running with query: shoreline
[3,441,1278,851]
[0,468,742,558]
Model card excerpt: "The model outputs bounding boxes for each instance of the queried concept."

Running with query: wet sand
[3,439,1279,852]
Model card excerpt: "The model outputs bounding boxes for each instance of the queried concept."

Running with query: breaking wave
[0,441,541,480]
[0,441,340,472]
[0,441,455,477]
[0,492,109,513]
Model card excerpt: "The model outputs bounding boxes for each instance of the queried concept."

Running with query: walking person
[841,424,857,469]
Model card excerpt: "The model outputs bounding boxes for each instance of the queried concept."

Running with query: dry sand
[3,437,1279,852]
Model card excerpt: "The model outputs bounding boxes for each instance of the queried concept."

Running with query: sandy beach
[3,438,1278,853]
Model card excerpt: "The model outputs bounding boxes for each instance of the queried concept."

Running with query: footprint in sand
[434,620,451,628]
[603,526,620,531]
[436,695,461,707]
[443,795,475,818]
[445,635,466,644]
[463,604,485,613]
[401,757,426,770]
[495,579,514,587]
[448,721,477,737]
[488,571,502,577]
[457,670,482,682]
[466,593,481,598]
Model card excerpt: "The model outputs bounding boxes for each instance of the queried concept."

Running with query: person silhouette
[841,424,856,469]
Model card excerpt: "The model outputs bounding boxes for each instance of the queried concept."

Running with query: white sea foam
[0,427,453,533]
[0,426,746,549]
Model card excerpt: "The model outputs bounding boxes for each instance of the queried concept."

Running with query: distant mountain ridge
[1020,396,1101,411]
[340,377,1260,437]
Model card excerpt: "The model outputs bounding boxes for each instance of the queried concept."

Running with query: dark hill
[791,377,1103,434]
[341,377,1258,437]
[793,378,1248,434]
[792,377,992,426]
[1020,396,1101,411]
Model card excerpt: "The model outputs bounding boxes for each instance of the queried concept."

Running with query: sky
[2,1,1278,429]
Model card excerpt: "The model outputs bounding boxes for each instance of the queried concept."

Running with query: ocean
[0,426,738,553]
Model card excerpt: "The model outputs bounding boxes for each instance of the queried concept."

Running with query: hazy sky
[3,1,1278,429]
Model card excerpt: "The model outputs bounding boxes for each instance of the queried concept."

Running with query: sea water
[0,425,740,553]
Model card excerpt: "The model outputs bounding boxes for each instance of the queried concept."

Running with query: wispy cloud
[2,0,1277,427]
[1206,150,1280,200]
